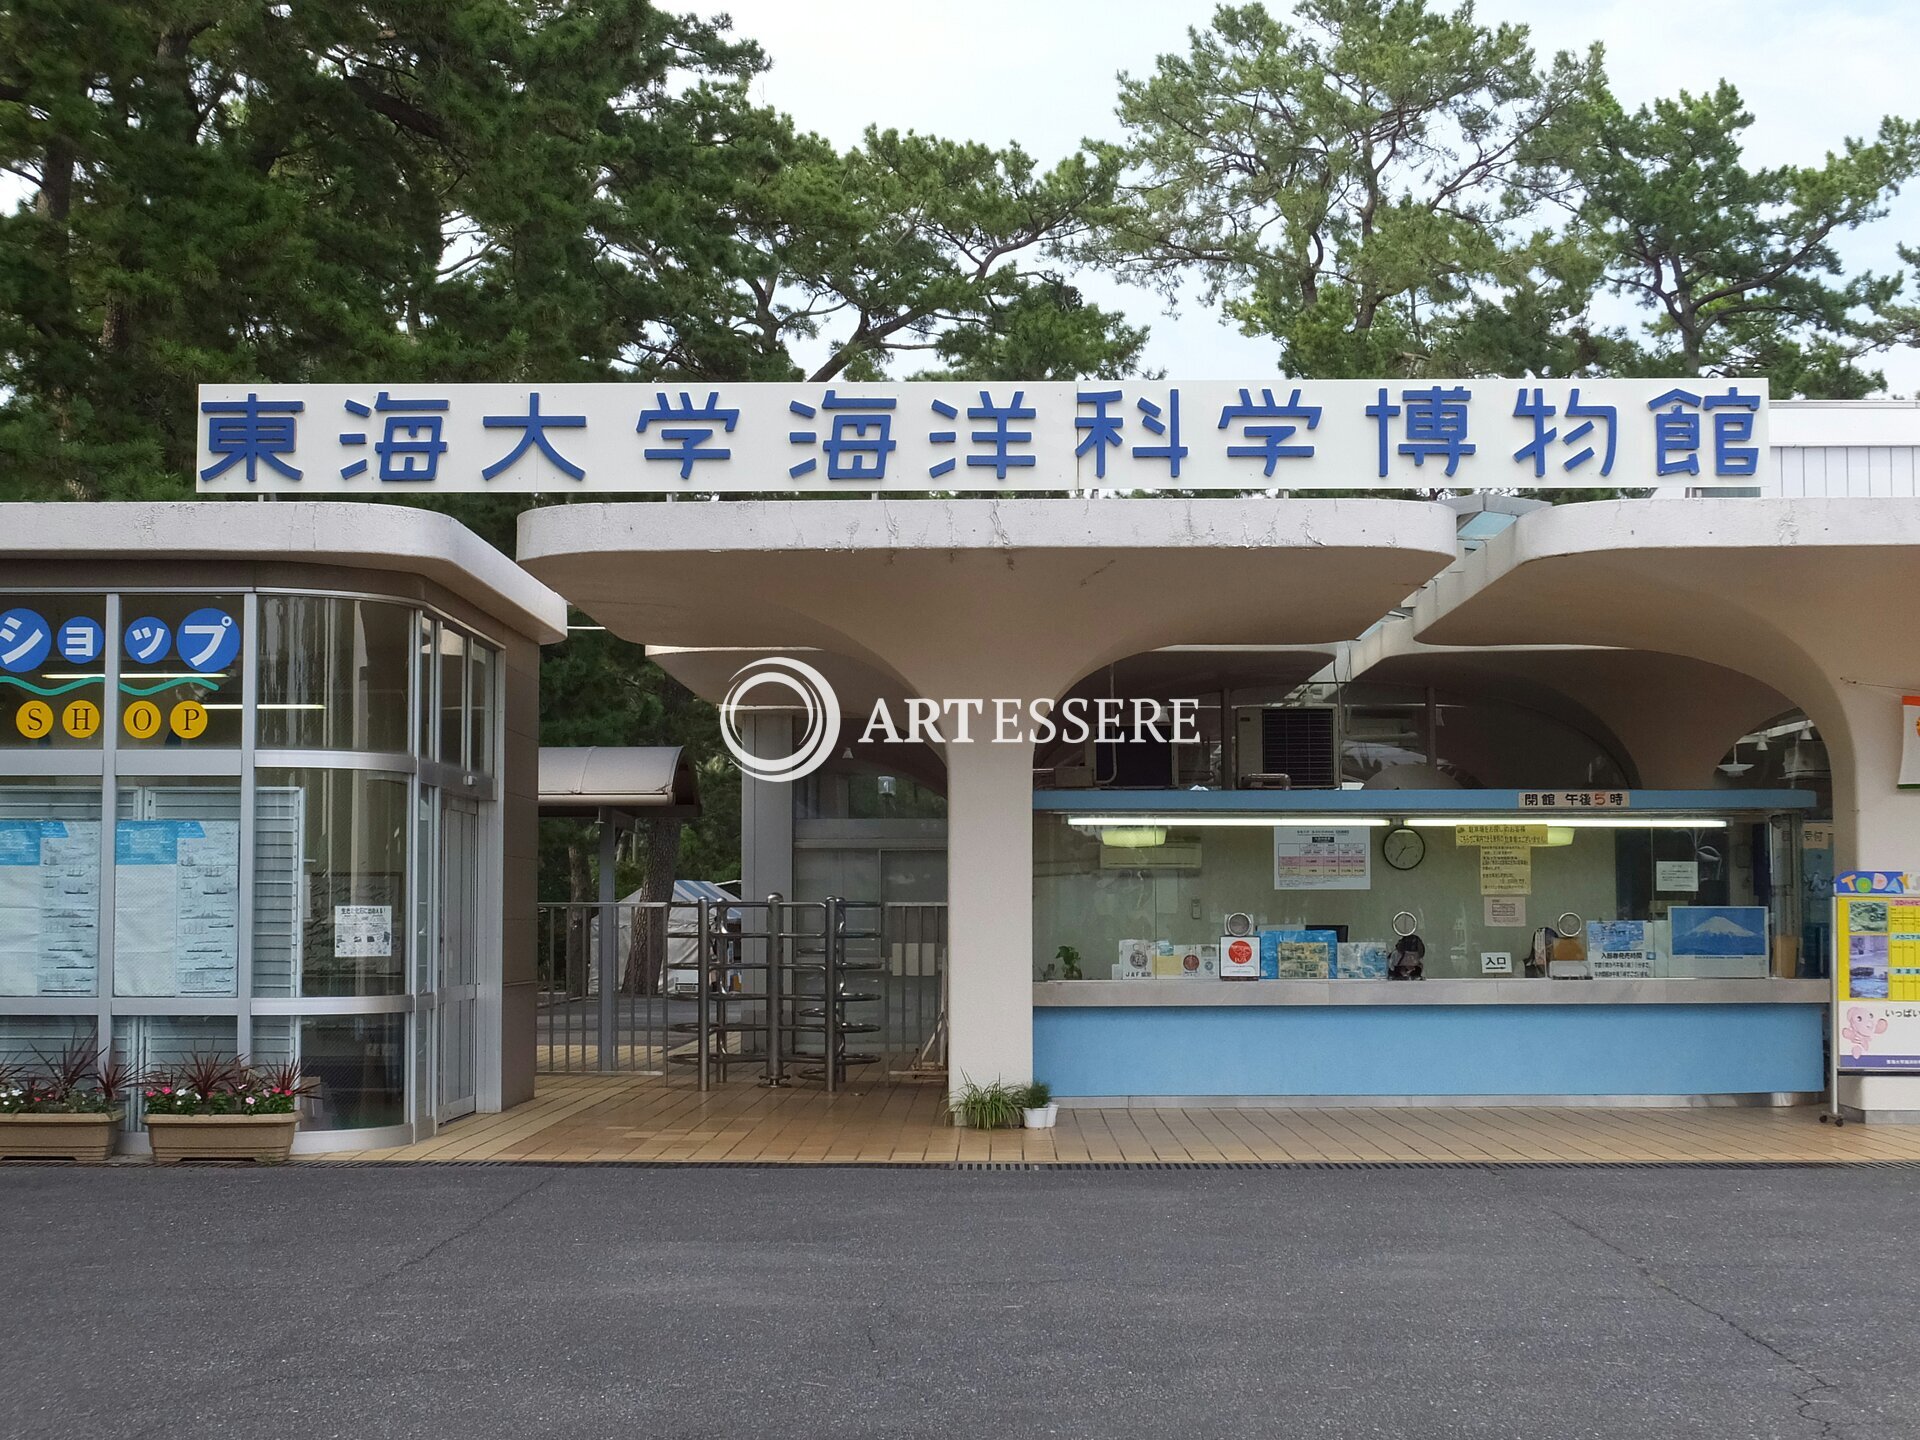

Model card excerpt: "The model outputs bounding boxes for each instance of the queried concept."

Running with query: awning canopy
[538,746,700,818]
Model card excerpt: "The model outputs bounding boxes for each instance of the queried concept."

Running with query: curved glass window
[253,769,410,997]
[258,596,413,752]
[252,1014,406,1130]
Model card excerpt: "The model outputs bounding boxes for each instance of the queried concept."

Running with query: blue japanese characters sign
[194,380,1771,494]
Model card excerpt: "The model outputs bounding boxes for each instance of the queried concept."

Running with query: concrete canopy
[519,499,1458,701]
[0,501,568,643]
[1415,498,1920,867]
[521,498,1461,1093]
[538,746,698,818]
[1347,619,1793,790]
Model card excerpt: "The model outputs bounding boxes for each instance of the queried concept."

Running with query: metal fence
[535,898,946,1090]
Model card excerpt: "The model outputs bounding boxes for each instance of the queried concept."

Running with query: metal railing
[535,898,946,1088]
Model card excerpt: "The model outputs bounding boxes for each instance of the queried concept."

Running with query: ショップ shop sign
[193,380,1769,494]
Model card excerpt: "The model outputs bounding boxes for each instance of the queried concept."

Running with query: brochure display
[1832,872,1920,1076]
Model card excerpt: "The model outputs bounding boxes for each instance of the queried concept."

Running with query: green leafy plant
[0,1042,127,1115]
[953,1078,1025,1130]
[1019,1081,1053,1110]
[1054,945,1082,981]
[142,1053,317,1117]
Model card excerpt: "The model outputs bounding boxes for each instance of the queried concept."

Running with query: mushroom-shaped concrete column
[1419,499,1920,869]
[521,498,1460,1092]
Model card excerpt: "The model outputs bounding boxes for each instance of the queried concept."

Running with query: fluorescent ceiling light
[1100,827,1168,848]
[1068,815,1393,828]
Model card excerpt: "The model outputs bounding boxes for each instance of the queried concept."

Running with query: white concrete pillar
[1821,681,1920,873]
[942,733,1036,1092]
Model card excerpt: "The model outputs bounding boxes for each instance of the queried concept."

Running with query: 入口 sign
[194,379,1768,494]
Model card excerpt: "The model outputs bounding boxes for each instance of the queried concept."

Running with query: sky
[684,0,1920,393]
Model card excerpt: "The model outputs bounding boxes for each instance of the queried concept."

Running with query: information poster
[333,905,394,959]
[1272,826,1371,890]
[1586,920,1655,979]
[1655,860,1700,893]
[113,819,239,997]
[1479,846,1532,896]
[1484,896,1527,928]
[0,819,100,996]
[1834,877,1920,1071]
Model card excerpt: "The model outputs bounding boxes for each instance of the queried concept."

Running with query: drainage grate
[13,1158,1920,1173]
[284,1157,1920,1173]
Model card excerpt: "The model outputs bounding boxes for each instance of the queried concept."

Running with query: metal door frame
[435,794,480,1122]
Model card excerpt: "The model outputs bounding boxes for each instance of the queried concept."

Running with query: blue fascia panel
[1032,1004,1825,1097]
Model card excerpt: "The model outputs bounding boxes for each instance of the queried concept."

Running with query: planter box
[0,1111,121,1162]
[146,1113,298,1164]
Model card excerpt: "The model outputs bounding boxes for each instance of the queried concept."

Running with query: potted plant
[0,1043,131,1162]
[951,1077,1024,1130]
[1054,945,1083,980]
[142,1054,316,1164]
[1020,1081,1058,1130]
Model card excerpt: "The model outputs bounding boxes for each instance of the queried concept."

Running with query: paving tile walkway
[314,1072,1920,1165]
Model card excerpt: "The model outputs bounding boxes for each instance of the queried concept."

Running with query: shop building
[0,503,565,1151]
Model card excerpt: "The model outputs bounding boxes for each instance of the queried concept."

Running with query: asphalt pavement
[1,1162,1912,1439]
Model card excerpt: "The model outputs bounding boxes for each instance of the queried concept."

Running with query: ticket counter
[1032,790,1826,1102]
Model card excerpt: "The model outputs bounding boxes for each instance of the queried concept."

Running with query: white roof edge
[1409,495,1920,642]
[1772,398,1920,448]
[519,496,1461,562]
[0,501,568,644]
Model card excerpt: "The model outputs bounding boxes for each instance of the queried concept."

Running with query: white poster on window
[113,819,238,998]
[0,820,101,996]
[334,905,394,959]
[1655,860,1700,893]
[1273,826,1371,890]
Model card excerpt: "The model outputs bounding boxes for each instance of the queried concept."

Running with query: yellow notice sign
[1480,846,1533,896]
[1455,824,1550,847]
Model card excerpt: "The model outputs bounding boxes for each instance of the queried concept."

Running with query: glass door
[436,796,479,1121]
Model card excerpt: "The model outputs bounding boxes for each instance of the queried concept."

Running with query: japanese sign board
[1479,846,1533,897]
[194,380,1770,494]
[1517,790,1631,810]
[1454,824,1550,847]
[1835,876,1920,1072]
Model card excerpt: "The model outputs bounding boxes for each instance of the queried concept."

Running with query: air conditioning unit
[1236,706,1338,789]
[1782,740,1829,781]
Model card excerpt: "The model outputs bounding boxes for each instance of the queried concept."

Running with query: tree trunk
[621,816,681,995]
[565,840,592,998]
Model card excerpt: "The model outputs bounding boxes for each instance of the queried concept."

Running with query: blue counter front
[1031,981,1827,1099]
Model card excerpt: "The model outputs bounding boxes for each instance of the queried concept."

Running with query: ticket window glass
[118,594,244,749]
[0,594,108,750]
[1034,811,1806,982]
